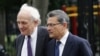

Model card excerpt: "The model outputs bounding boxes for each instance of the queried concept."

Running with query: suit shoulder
[68,34,91,49]
[39,26,47,30]
[15,34,24,41]
[70,34,89,44]
[38,26,48,32]
[16,34,22,39]
[14,34,23,48]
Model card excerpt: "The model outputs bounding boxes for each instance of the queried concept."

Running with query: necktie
[27,35,33,56]
[55,41,61,56]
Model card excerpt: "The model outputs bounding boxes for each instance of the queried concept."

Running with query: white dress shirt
[21,27,38,56]
[58,29,69,56]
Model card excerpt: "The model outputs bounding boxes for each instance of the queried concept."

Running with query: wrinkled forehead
[17,10,32,20]
[18,9,31,16]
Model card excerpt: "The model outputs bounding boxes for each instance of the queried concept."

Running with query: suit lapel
[17,35,25,56]
[52,40,56,56]
[62,33,74,56]
[35,27,45,56]
[48,39,56,56]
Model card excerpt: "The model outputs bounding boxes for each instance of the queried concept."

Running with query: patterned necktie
[55,41,61,56]
[27,35,33,56]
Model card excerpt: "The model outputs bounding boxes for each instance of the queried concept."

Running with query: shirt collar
[25,27,38,39]
[59,29,69,45]
[31,26,38,39]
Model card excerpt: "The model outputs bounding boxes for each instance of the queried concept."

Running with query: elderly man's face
[47,16,66,40]
[17,11,36,35]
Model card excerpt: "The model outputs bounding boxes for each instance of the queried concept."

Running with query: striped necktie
[55,41,61,56]
[27,35,33,56]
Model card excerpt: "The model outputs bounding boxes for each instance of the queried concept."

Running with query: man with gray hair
[15,3,50,56]
[46,10,93,56]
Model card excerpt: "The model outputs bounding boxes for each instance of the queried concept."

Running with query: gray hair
[19,3,41,25]
[47,10,70,27]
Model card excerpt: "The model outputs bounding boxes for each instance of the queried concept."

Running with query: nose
[47,26,51,32]
[18,23,23,29]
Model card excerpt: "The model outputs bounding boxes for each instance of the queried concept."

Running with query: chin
[21,32,27,35]
[49,35,54,38]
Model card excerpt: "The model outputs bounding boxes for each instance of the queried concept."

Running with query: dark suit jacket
[46,33,93,56]
[15,26,50,56]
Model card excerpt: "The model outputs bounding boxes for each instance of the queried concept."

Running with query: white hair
[19,3,41,25]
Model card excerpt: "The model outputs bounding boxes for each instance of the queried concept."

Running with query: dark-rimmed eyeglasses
[46,23,60,27]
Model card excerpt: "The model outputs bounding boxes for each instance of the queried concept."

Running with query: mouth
[48,31,52,34]
[20,28,26,32]
[20,29,24,31]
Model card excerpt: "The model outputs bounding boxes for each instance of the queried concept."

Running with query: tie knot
[28,35,31,39]
[55,41,61,56]
[56,41,61,46]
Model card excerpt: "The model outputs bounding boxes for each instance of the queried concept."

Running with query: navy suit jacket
[46,33,93,56]
[15,26,50,56]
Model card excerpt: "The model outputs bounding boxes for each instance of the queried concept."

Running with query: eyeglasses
[47,23,60,27]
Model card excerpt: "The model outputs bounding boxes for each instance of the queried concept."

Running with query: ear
[33,20,38,25]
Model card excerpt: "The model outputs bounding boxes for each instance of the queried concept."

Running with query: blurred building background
[0,0,100,56]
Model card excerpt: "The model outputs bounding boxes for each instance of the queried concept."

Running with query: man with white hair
[15,3,50,56]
